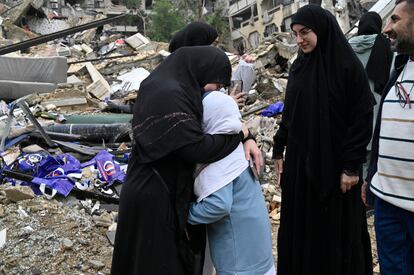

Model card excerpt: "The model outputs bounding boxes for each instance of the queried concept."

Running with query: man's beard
[392,25,414,54]
[393,38,414,54]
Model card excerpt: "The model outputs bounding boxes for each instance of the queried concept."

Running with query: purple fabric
[52,154,82,176]
[86,150,126,186]
[261,101,284,117]
[18,152,53,173]
[16,152,81,197]
[32,176,75,197]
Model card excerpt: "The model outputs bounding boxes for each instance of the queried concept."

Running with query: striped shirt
[370,58,414,212]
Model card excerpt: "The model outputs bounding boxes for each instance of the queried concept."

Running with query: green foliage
[204,3,229,38]
[126,0,141,9]
[179,0,203,21]
[123,14,142,26]
[147,0,186,42]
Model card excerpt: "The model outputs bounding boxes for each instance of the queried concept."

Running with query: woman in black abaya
[169,22,218,53]
[272,5,374,275]
[111,46,259,275]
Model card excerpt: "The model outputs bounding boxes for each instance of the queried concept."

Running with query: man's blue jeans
[374,197,414,275]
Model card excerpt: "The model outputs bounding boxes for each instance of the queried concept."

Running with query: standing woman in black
[111,46,259,275]
[273,5,374,275]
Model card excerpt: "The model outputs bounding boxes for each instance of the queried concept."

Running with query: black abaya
[273,5,374,275]
[169,22,218,53]
[111,46,238,275]
[357,12,393,95]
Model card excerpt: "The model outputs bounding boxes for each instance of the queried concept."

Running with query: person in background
[110,46,262,275]
[349,12,393,191]
[273,5,373,275]
[168,21,256,106]
[363,0,414,273]
[168,22,219,53]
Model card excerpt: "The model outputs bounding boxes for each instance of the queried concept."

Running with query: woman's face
[292,24,317,53]
[204,83,224,91]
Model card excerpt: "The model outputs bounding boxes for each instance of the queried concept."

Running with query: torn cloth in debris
[16,152,81,197]
[261,101,284,117]
[81,150,126,186]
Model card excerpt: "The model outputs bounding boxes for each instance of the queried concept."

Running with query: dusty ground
[0,167,379,275]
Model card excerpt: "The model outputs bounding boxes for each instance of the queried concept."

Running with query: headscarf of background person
[358,11,393,94]
[285,4,373,200]
[132,46,231,163]
[169,22,218,53]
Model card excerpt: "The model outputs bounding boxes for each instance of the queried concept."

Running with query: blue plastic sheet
[261,101,284,117]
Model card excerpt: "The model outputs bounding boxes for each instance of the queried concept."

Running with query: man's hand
[229,88,246,106]
[243,139,262,173]
[274,159,283,186]
[361,181,368,206]
[340,172,359,193]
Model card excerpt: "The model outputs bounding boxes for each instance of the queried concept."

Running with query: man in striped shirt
[364,0,414,273]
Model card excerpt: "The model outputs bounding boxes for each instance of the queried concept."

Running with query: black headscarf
[169,22,218,53]
[358,11,393,94]
[358,11,382,35]
[132,46,231,163]
[286,5,373,199]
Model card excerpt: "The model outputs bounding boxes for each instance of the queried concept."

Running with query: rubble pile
[0,185,115,274]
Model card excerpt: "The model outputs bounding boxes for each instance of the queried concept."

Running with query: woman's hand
[229,86,246,106]
[274,158,283,186]
[361,181,368,206]
[340,172,359,193]
[241,54,256,63]
[241,125,249,139]
[243,139,262,173]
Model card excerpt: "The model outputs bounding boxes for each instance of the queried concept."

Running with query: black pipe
[0,14,127,55]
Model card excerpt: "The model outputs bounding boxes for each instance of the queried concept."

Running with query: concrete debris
[85,62,112,100]
[0,228,6,249]
[62,238,74,250]
[88,259,105,270]
[0,56,67,100]
[3,185,35,203]
[126,32,151,50]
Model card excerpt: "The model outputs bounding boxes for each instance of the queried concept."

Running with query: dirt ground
[0,169,380,275]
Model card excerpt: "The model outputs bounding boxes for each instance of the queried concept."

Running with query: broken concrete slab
[22,144,47,153]
[1,147,21,166]
[0,56,67,99]
[81,44,94,55]
[87,79,110,100]
[56,46,71,57]
[3,186,35,203]
[66,75,84,86]
[92,213,112,227]
[6,56,65,79]
[41,97,88,108]
[88,259,105,270]
[85,62,111,100]
[125,32,150,50]
[0,80,57,100]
